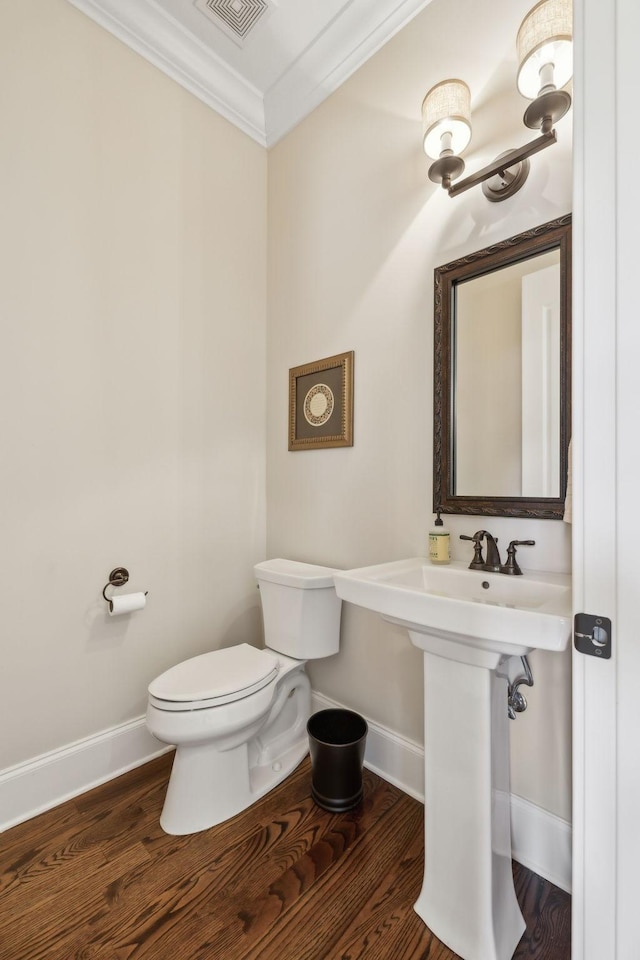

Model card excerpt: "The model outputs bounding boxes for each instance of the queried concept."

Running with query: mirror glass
[433,215,571,519]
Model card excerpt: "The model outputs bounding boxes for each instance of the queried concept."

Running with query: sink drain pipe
[507,655,534,719]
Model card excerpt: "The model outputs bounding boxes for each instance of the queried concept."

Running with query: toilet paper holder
[102,567,148,603]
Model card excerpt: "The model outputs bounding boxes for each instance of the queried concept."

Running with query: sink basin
[333,558,571,658]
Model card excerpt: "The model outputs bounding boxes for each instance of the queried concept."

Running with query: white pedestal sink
[333,558,571,960]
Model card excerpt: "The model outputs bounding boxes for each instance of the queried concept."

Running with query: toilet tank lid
[148,643,278,703]
[254,558,337,589]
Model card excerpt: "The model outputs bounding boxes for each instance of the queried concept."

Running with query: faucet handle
[501,539,535,576]
[460,532,485,570]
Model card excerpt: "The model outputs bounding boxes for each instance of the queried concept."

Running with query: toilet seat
[148,643,279,712]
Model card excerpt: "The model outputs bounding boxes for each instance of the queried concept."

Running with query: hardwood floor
[0,754,570,959]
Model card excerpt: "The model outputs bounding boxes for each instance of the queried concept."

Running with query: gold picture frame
[289,351,354,451]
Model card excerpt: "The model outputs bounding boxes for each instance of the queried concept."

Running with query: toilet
[146,558,342,835]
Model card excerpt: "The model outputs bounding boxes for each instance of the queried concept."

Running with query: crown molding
[66,0,267,145]
[66,0,434,148]
[264,0,434,145]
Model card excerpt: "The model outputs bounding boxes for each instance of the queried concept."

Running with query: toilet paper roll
[109,592,146,616]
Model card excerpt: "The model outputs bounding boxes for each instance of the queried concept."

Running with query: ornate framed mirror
[433,214,571,519]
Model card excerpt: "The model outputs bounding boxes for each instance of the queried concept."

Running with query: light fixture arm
[447,129,557,198]
[422,0,572,202]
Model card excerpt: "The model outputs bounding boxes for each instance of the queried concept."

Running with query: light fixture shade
[422,79,472,160]
[517,0,573,100]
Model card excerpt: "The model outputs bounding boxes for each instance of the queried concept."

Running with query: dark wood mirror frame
[433,214,572,520]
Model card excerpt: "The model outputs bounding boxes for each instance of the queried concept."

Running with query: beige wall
[0,0,267,767]
[1,0,572,824]
[267,0,572,819]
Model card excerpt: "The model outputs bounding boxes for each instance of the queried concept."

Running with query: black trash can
[307,709,368,812]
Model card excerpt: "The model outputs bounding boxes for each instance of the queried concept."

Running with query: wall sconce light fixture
[422,0,572,201]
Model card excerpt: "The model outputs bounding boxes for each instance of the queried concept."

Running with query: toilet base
[158,667,311,835]
[160,737,309,835]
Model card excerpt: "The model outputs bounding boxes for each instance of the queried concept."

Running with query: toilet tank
[254,559,342,659]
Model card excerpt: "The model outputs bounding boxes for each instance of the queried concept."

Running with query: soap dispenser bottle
[429,511,451,565]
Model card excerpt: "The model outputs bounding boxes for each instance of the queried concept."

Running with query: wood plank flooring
[0,753,570,959]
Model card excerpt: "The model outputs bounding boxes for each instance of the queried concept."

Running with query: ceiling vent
[194,0,272,46]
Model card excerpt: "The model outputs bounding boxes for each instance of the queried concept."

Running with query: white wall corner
[0,719,170,833]
[65,0,267,145]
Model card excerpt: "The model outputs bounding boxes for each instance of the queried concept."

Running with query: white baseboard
[311,691,572,893]
[510,793,572,893]
[0,718,170,833]
[1,693,572,894]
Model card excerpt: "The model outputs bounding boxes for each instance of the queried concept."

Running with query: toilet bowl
[146,559,342,835]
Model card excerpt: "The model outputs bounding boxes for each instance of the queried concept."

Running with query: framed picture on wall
[288,351,354,451]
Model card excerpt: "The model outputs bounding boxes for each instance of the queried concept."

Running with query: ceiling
[66,0,435,147]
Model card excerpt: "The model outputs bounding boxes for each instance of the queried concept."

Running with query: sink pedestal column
[410,633,525,960]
